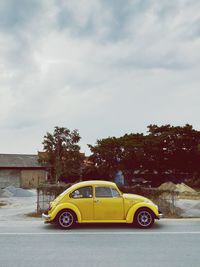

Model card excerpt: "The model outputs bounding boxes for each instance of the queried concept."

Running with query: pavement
[0,218,200,267]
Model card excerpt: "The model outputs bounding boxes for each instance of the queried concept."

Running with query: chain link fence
[37,184,200,217]
[37,184,71,213]
[119,186,180,217]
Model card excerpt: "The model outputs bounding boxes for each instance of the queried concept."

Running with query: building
[0,154,48,189]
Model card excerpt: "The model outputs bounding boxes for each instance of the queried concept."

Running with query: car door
[69,186,93,220]
[94,186,124,220]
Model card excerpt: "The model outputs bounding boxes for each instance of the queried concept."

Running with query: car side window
[95,187,113,198]
[71,186,93,199]
[111,188,120,197]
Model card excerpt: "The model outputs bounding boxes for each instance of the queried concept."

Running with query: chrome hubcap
[137,211,152,227]
[59,212,73,228]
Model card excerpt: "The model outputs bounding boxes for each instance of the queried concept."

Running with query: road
[0,219,200,267]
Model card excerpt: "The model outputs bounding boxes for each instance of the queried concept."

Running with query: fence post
[37,188,39,214]
[171,190,178,216]
[171,190,175,215]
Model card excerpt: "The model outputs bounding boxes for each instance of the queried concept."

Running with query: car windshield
[59,185,76,196]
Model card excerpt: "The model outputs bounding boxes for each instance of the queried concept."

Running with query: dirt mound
[158,182,177,191]
[0,186,34,197]
[159,182,196,193]
[176,183,196,193]
[0,188,13,197]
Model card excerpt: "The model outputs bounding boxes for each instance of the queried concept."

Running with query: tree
[88,137,120,180]
[39,126,84,183]
[143,124,200,184]
[88,124,200,186]
[88,133,146,183]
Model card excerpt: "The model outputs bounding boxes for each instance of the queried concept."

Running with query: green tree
[88,124,200,186]
[88,137,121,179]
[39,126,84,183]
[144,124,200,184]
[88,133,146,183]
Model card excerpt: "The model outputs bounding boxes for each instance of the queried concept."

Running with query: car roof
[61,180,118,196]
[72,180,116,187]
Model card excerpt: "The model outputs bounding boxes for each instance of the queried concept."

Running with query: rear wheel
[134,208,154,228]
[56,210,75,229]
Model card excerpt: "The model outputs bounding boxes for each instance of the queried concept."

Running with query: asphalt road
[0,219,200,267]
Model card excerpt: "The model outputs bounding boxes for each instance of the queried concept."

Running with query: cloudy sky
[0,0,200,155]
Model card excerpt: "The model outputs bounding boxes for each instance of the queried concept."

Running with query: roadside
[0,189,40,221]
[1,184,200,221]
[175,199,200,217]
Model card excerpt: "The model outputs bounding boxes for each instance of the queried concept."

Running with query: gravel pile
[158,182,196,193]
[0,186,34,197]
[159,182,177,191]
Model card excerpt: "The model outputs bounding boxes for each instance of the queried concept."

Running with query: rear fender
[49,203,82,222]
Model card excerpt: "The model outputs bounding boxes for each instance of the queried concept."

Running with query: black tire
[134,208,155,229]
[56,210,76,229]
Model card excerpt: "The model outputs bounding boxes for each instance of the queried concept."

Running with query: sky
[0,0,200,155]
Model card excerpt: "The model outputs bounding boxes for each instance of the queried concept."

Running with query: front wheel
[134,208,154,229]
[56,210,75,229]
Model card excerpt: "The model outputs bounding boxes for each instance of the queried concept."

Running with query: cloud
[0,0,200,154]
[0,0,42,32]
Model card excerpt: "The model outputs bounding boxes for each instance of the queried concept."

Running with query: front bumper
[158,213,164,219]
[42,213,50,221]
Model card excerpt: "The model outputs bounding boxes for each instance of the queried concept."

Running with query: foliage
[39,126,84,183]
[145,124,200,179]
[88,124,200,186]
[185,172,200,189]
[88,133,145,181]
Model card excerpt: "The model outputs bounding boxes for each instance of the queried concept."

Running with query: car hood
[122,193,152,203]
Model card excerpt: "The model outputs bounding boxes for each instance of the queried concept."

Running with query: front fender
[126,202,159,223]
[48,203,82,222]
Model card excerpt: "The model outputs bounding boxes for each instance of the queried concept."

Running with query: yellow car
[42,180,162,229]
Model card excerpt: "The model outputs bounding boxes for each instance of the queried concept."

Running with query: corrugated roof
[0,154,45,168]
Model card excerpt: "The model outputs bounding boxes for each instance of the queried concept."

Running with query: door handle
[95,199,101,203]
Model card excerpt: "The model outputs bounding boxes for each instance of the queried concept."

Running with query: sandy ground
[0,190,40,221]
[175,199,200,217]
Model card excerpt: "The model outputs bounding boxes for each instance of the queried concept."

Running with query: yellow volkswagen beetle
[42,180,162,229]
